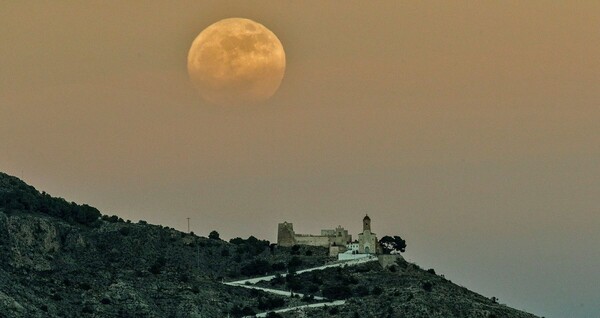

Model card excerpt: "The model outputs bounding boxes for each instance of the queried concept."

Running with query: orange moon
[187,18,286,105]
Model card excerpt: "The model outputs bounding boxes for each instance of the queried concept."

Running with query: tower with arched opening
[358,214,377,254]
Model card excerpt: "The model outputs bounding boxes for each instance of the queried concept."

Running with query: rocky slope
[256,260,538,318]
[0,172,540,318]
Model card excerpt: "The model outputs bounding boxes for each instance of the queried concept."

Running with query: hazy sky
[1,2,599,317]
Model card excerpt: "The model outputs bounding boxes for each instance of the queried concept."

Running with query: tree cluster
[379,235,407,254]
[0,174,100,226]
[229,235,270,256]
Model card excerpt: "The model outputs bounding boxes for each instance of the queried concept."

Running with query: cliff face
[0,173,540,318]
[0,211,251,318]
[0,212,73,271]
[0,172,325,318]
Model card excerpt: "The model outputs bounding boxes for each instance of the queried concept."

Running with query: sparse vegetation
[0,172,540,318]
[241,259,271,276]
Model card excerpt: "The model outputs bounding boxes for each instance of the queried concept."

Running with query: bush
[322,284,353,300]
[81,305,94,314]
[271,262,286,271]
[310,273,323,285]
[257,296,285,310]
[291,245,301,254]
[118,227,130,236]
[233,236,270,255]
[372,286,383,295]
[241,259,271,276]
[179,273,190,283]
[271,273,285,286]
[422,281,433,292]
[287,256,303,271]
[307,283,320,293]
[229,237,244,245]
[230,305,255,317]
[285,273,303,291]
[149,256,167,275]
[354,285,370,297]
[149,263,162,275]
[427,268,436,275]
[208,230,220,240]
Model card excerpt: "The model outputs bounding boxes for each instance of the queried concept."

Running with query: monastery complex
[277,215,380,260]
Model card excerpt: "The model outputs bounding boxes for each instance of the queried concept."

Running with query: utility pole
[187,217,190,233]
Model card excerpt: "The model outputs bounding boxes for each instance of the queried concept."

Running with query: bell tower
[363,214,371,232]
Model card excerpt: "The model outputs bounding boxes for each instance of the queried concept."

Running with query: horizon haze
[1,2,599,317]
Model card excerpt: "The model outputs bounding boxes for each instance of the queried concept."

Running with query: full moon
[187,18,286,105]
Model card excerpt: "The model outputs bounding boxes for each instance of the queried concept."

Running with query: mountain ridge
[0,172,540,317]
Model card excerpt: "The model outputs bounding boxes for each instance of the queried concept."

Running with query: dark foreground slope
[261,261,538,318]
[0,172,539,318]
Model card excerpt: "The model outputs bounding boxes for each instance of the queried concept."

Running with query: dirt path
[224,255,377,317]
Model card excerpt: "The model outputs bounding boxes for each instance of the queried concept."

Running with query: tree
[209,230,220,240]
[379,235,406,254]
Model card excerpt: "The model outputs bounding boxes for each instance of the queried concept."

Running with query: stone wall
[278,222,353,248]
[328,245,342,257]
[294,235,330,247]
[339,253,370,261]
[277,222,296,247]
[378,254,404,269]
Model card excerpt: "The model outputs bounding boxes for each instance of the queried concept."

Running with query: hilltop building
[277,215,379,258]
[277,222,352,248]
[358,214,377,254]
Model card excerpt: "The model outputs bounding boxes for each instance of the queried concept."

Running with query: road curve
[226,255,377,286]
[226,255,378,317]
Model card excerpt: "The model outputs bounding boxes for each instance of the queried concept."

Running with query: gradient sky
[1,2,599,317]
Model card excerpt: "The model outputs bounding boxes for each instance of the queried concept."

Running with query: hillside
[0,172,540,317]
